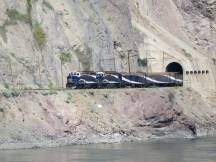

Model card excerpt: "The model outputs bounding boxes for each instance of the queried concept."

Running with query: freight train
[66,71,183,89]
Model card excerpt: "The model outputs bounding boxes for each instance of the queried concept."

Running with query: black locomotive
[66,71,183,89]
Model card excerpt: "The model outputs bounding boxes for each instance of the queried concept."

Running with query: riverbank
[1,137,216,162]
[0,88,216,149]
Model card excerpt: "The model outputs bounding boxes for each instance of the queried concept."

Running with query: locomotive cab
[66,72,81,88]
[71,72,81,77]
[96,72,106,81]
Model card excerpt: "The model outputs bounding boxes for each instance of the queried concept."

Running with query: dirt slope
[0,88,216,149]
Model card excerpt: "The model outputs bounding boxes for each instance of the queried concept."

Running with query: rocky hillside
[0,0,216,89]
[1,0,216,150]
[1,88,216,149]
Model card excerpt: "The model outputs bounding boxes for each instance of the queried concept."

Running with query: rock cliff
[0,0,216,89]
[1,88,216,149]
[1,0,216,149]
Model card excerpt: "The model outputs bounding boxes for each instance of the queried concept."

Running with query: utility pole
[38,54,42,87]
[8,57,13,84]
[127,50,139,73]
[162,51,165,71]
[145,44,149,74]
[127,50,131,73]
[78,62,81,71]
[61,60,64,89]
[113,57,116,71]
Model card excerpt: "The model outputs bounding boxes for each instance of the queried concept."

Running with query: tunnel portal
[166,62,183,74]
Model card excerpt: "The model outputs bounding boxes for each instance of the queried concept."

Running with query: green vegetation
[119,53,126,59]
[59,52,72,88]
[41,90,58,96]
[43,1,54,10]
[0,1,47,50]
[137,58,148,67]
[168,92,174,102]
[48,80,54,90]
[26,0,33,26]
[33,23,47,49]
[27,0,32,7]
[0,107,4,113]
[59,52,72,64]
[182,49,192,58]
[168,91,175,106]
[103,94,109,99]
[46,81,58,95]
[0,9,29,42]
[107,17,112,21]
[3,82,10,89]
[212,58,216,65]
[2,89,20,98]
[0,26,7,42]
[65,92,73,103]
[6,9,30,24]
[10,53,31,70]
[88,91,95,96]
[2,81,21,98]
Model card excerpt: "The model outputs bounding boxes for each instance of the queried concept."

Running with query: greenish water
[0,137,216,162]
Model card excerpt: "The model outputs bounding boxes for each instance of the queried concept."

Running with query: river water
[0,137,216,162]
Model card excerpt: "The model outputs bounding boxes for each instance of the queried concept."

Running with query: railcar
[96,72,122,88]
[146,73,183,87]
[121,73,147,88]
[66,71,97,89]
[66,71,183,89]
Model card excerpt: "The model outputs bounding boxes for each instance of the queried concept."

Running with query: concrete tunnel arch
[166,62,183,75]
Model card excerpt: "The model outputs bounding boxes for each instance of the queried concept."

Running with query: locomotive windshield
[96,72,105,77]
[71,72,81,76]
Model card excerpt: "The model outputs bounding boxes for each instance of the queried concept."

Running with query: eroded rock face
[0,88,215,149]
[0,0,216,89]
[0,0,142,89]
[172,0,216,54]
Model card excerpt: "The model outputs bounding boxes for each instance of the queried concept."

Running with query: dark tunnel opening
[166,62,183,74]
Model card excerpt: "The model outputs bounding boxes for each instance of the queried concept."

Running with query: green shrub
[0,10,24,42]
[65,93,73,103]
[119,53,126,59]
[59,52,72,64]
[182,49,192,58]
[88,91,94,96]
[168,91,175,103]
[42,90,58,96]
[107,17,112,21]
[43,1,54,10]
[33,23,47,49]
[3,82,10,89]
[27,0,32,7]
[137,58,148,67]
[1,8,31,42]
[26,0,33,26]
[48,80,54,90]
[0,108,4,113]
[2,89,20,98]
[6,9,30,24]
[0,26,7,42]
[0,1,33,42]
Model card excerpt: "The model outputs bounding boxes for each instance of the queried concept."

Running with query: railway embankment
[0,87,216,149]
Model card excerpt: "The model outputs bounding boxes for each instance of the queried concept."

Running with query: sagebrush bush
[2,89,20,98]
[33,23,47,49]
[43,1,54,10]
[6,9,30,24]
[59,52,72,64]
[137,58,148,67]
